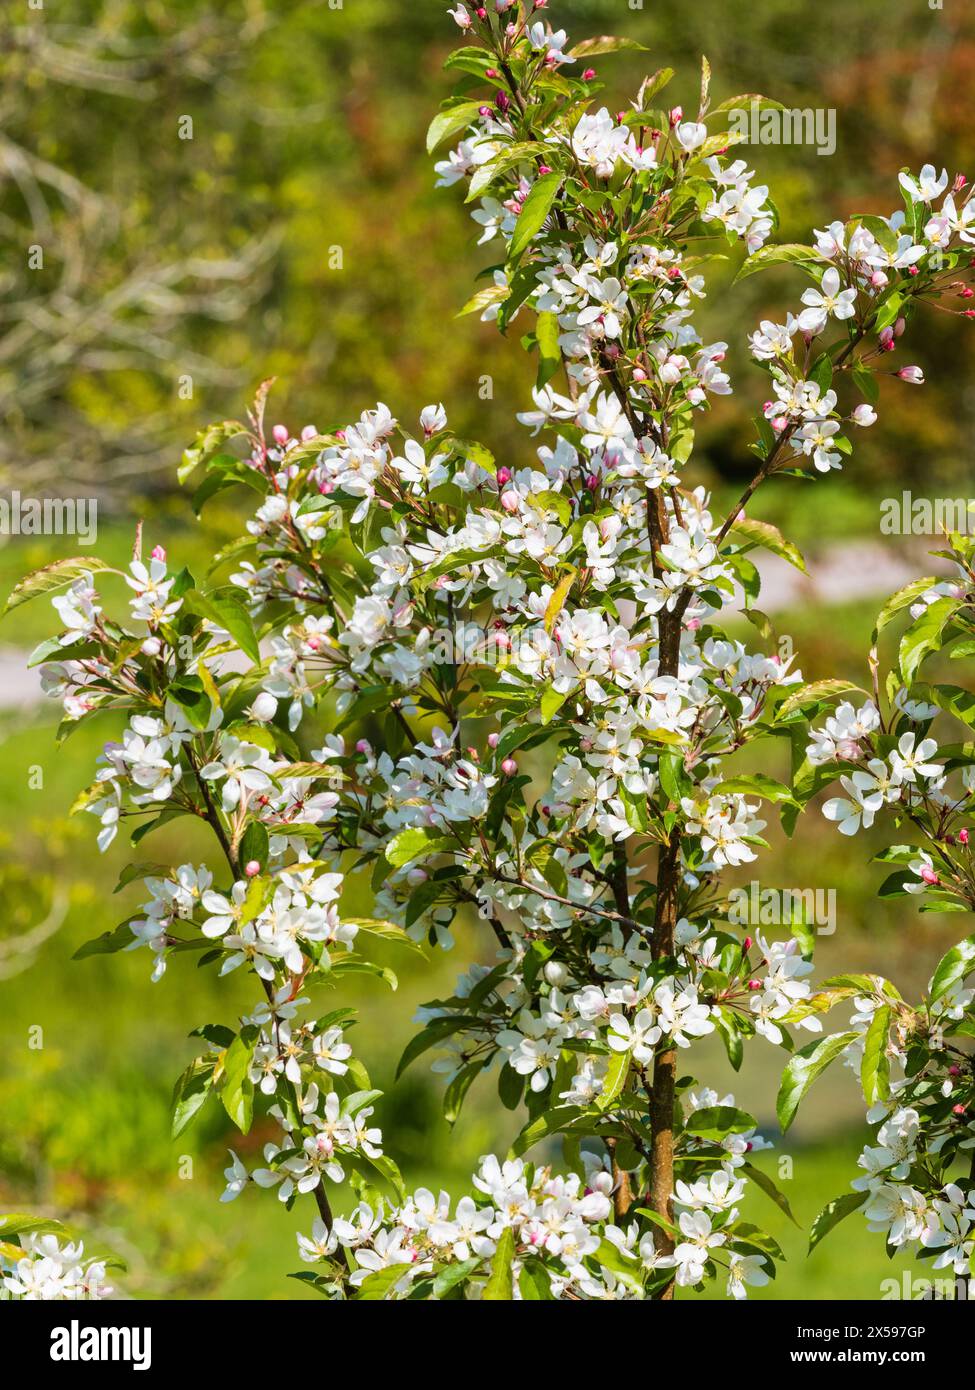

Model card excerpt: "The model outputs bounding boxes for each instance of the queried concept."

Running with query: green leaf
[729,517,807,574]
[444,1058,486,1125]
[509,1105,585,1158]
[483,1226,515,1301]
[544,566,576,634]
[3,557,113,617]
[569,35,649,57]
[928,683,975,730]
[184,591,261,664]
[777,1031,859,1131]
[344,917,426,953]
[899,596,958,685]
[357,1264,410,1300]
[715,773,795,804]
[597,1049,630,1110]
[874,577,939,636]
[425,100,485,154]
[219,1029,257,1134]
[778,679,865,720]
[178,419,248,484]
[519,1261,555,1300]
[929,934,975,1003]
[712,93,787,114]
[73,922,134,960]
[433,1257,481,1299]
[385,826,457,868]
[535,309,562,387]
[0,1213,69,1240]
[508,172,563,262]
[457,283,510,318]
[171,1059,214,1138]
[861,1005,891,1105]
[808,1191,867,1253]
[734,242,823,284]
[684,1105,756,1139]
[537,682,568,726]
[239,820,269,873]
[741,1161,800,1226]
[853,363,880,406]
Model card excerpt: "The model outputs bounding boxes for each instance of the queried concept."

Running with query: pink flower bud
[355,739,371,755]
[870,269,888,289]
[478,105,492,118]
[496,466,512,485]
[582,68,596,81]
[537,164,552,175]
[907,264,920,276]
[501,758,517,776]
[496,91,510,113]
[878,326,894,348]
[487,732,500,748]
[685,617,701,631]
[960,828,970,845]
[244,860,261,878]
[919,865,939,885]
[406,867,428,886]
[747,979,761,992]
[953,173,968,192]
[743,936,753,952]
[669,106,683,127]
[272,424,289,444]
[485,67,498,78]
[952,1104,967,1116]
[897,365,924,384]
[585,473,599,491]
[949,1065,962,1077]
[301,424,318,441]
[151,544,166,562]
[500,489,520,513]
[632,366,647,382]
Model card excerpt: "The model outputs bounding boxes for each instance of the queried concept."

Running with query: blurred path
[0,541,946,710]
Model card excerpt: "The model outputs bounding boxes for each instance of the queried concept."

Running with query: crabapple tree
[3,1,973,1301]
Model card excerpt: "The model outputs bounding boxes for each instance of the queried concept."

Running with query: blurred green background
[1,0,974,1299]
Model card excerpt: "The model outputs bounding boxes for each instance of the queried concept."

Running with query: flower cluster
[783,535,975,1272]
[1,1234,110,1301]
